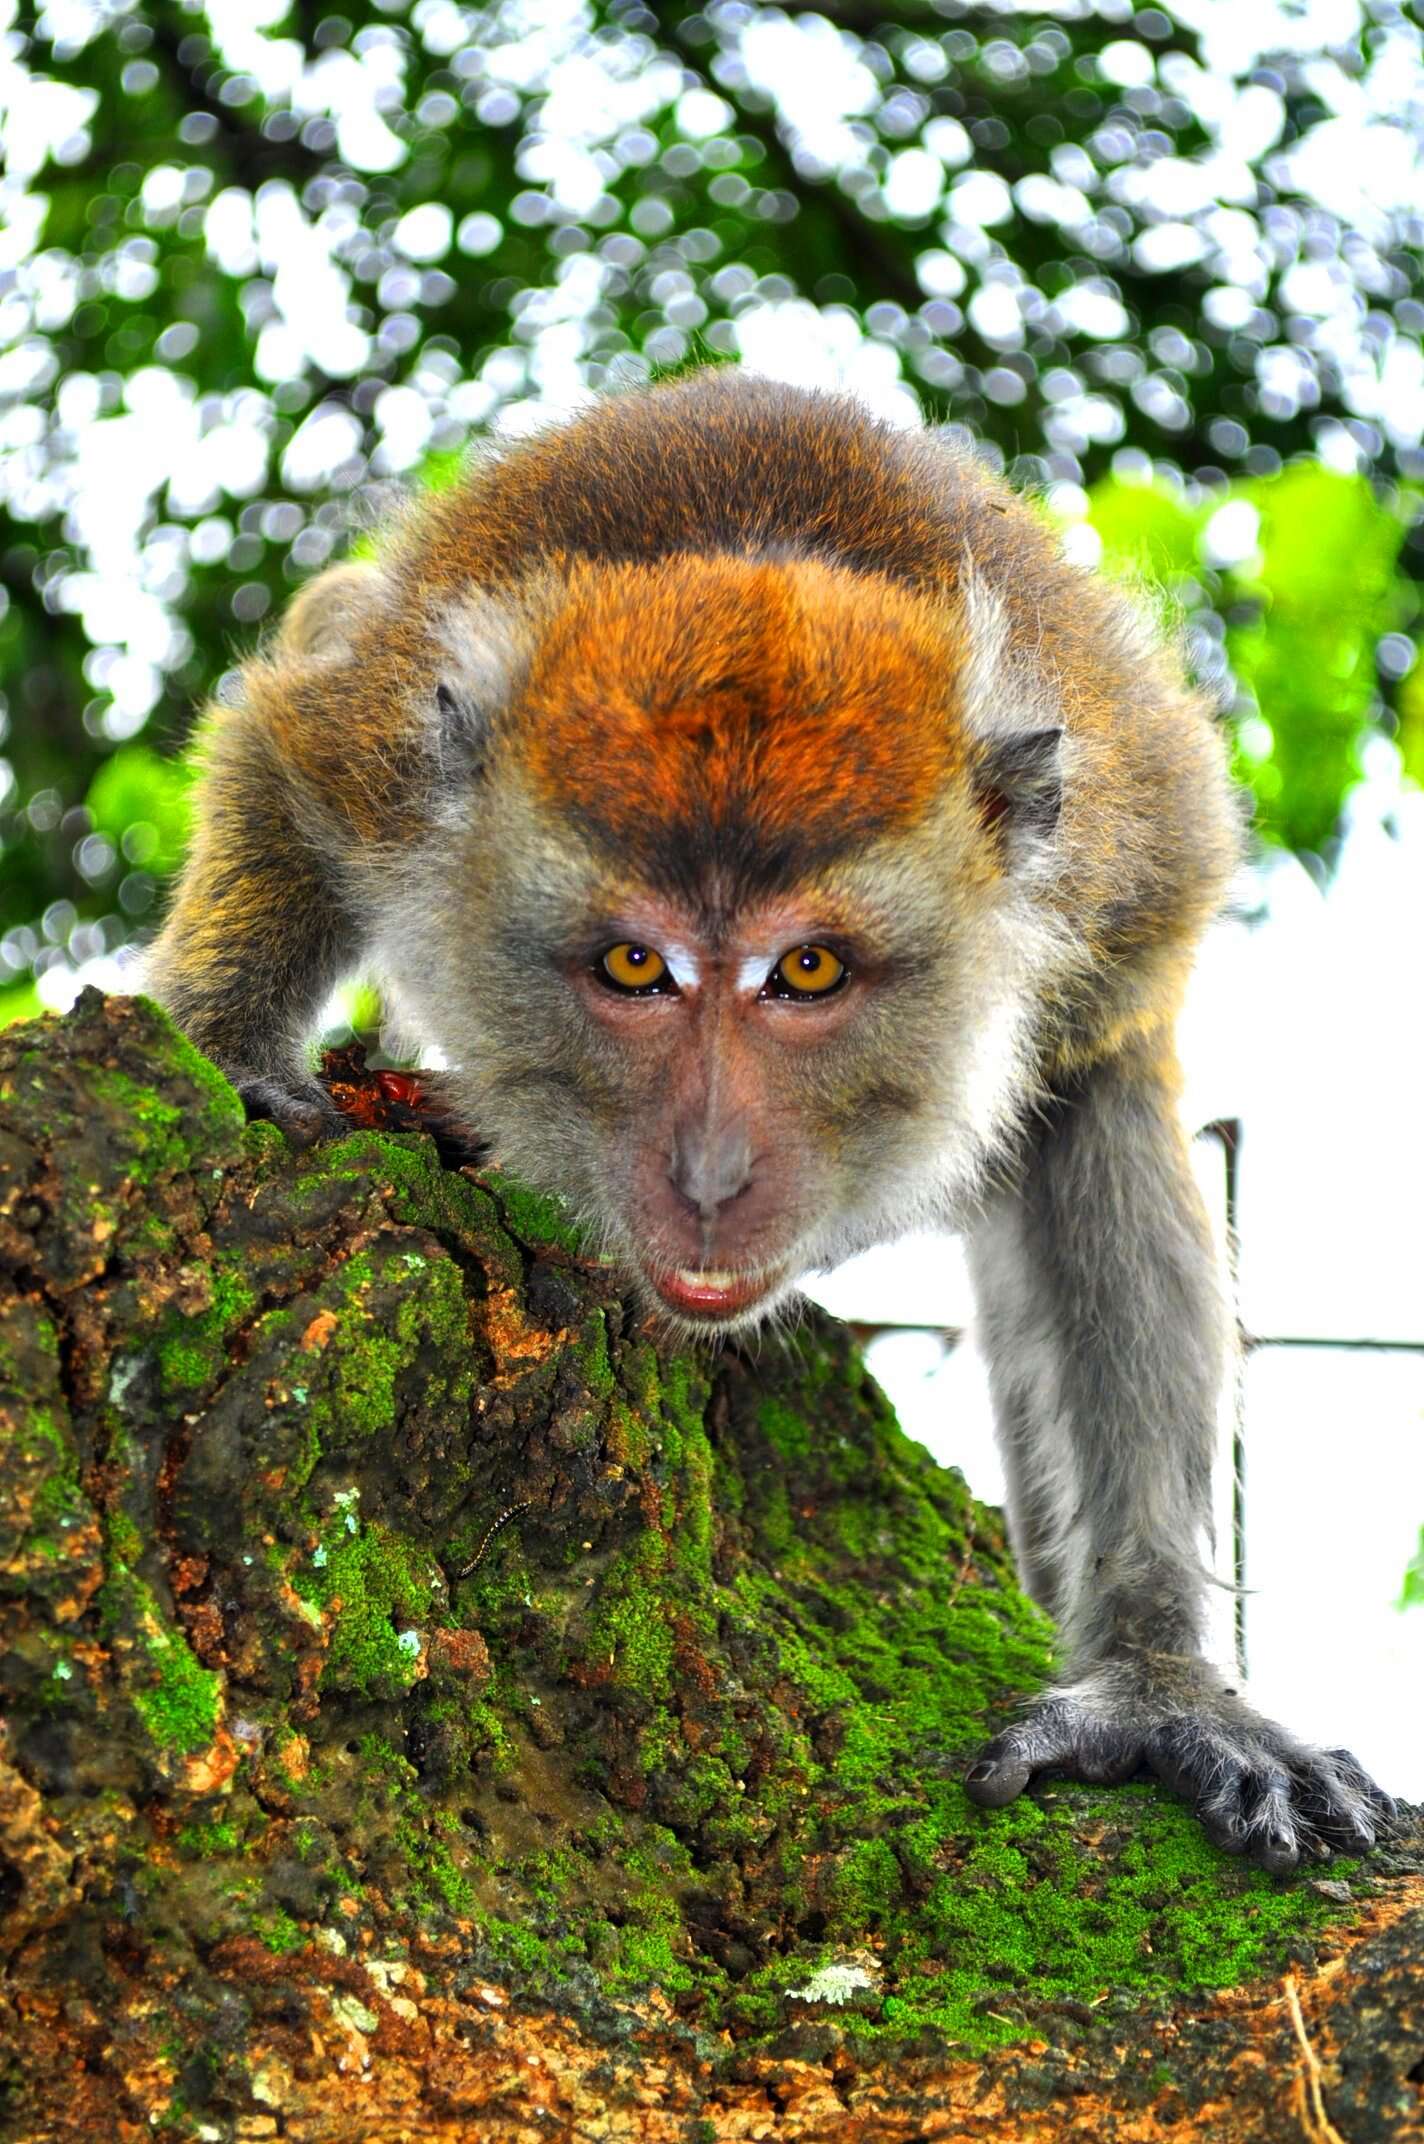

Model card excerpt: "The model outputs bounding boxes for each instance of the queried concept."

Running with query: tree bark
[0,991,1419,2143]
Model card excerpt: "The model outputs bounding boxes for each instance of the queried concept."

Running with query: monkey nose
[668,1119,755,1219]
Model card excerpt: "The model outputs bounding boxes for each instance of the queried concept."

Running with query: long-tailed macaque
[148,371,1395,1870]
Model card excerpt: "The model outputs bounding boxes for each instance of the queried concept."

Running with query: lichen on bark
[1,991,1419,2143]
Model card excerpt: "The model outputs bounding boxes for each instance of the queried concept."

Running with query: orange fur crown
[518,553,969,890]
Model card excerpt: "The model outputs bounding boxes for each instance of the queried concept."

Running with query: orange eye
[599,942,669,992]
[772,945,846,998]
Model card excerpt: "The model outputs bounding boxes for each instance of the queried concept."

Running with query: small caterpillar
[456,1498,533,1581]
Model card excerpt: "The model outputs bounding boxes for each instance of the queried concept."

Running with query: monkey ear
[432,680,488,781]
[973,727,1064,862]
[277,559,385,662]
[427,576,562,784]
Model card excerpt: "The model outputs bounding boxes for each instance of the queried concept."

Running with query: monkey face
[555,892,898,1327]
[374,551,1072,1340]
[383,798,1051,1340]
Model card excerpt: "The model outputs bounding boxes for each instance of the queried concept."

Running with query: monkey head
[371,549,1069,1338]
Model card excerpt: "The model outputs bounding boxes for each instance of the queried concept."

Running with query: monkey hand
[233,1070,348,1149]
[964,1663,1398,1874]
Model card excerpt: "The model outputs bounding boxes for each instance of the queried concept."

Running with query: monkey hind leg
[965,1042,1399,1870]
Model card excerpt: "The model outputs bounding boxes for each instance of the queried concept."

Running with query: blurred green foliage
[1400,1527,1424,1612]
[1084,463,1416,853]
[0,0,1421,1009]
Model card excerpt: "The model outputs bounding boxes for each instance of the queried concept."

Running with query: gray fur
[970,1046,1226,1665]
[965,1047,1395,1868]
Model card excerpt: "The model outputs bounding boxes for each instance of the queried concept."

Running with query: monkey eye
[763,944,848,1001]
[596,942,675,995]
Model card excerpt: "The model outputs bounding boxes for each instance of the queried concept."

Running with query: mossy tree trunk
[0,992,1419,2144]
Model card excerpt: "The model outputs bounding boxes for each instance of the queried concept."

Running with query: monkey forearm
[145,723,358,1137]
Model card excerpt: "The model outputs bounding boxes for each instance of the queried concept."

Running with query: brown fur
[150,370,1239,1095]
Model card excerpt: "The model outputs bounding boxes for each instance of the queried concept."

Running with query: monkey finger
[1073,1742,1144,1786]
[1145,1714,1226,1800]
[1146,1721,1300,1870]
[236,1074,345,1149]
[1193,1769,1253,1855]
[1197,1802,1251,1856]
[964,1740,1035,1808]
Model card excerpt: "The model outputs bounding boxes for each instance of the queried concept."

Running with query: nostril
[666,1170,704,1220]
[667,1167,751,1221]
[668,1125,755,1217]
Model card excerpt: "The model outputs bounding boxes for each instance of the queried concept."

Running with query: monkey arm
[964,1032,1396,1872]
[145,712,356,1145]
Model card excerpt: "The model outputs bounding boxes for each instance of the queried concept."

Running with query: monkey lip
[651,1265,783,1318]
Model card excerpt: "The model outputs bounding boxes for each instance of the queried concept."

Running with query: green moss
[658,1353,708,1464]
[241,1117,289,1166]
[252,1908,306,1955]
[860,1783,1361,2049]
[281,1238,476,1450]
[297,1511,439,1698]
[398,1819,477,1916]
[586,1536,676,1702]
[829,1836,904,1927]
[86,1064,190,1180]
[155,1256,258,1396]
[177,1819,243,1859]
[0,1312,94,1565]
[106,1508,144,1564]
[289,1129,526,1292]
[126,996,247,1138]
[462,1695,514,1767]
[480,1166,586,1256]
[133,1642,222,1755]
[99,1559,222,1756]
[572,1310,614,1398]
[16,1407,82,1541]
[606,1396,652,1472]
[481,1917,556,1976]
[757,1396,813,1462]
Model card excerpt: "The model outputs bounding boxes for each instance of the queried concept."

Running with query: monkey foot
[235,1072,347,1149]
[964,1677,1399,1874]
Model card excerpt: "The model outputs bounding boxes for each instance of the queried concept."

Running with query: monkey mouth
[649,1264,785,1320]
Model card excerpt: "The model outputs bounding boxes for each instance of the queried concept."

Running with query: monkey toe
[964,1754,1032,1809]
[1147,1717,1298,1870]
[974,1691,1398,1871]
[964,1710,1065,1805]
[966,1701,1143,1808]
[1294,1748,1395,1856]
[1148,1716,1400,1871]
[1322,1748,1399,1829]
[236,1074,345,1148]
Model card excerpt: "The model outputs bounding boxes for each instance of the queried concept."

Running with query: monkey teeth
[651,1263,783,1319]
